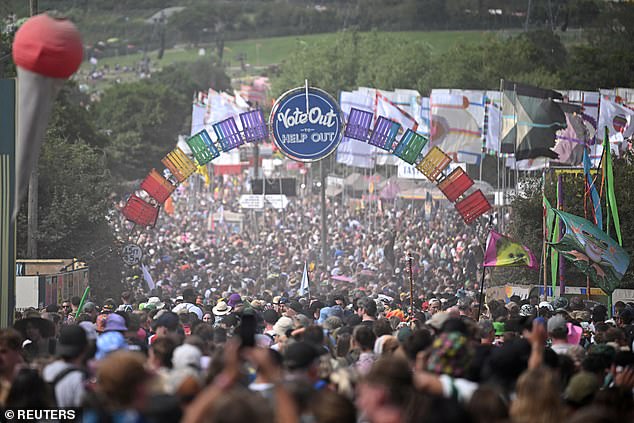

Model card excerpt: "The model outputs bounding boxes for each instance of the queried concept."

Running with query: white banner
[397,161,425,179]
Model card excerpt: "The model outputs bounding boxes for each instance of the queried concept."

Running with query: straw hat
[212,301,232,316]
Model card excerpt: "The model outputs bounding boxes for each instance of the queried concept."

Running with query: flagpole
[408,252,414,319]
[542,169,548,301]
[477,267,486,321]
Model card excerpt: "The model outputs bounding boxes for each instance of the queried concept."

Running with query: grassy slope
[82,30,491,71]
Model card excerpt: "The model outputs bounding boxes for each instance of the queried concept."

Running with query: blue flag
[583,147,602,229]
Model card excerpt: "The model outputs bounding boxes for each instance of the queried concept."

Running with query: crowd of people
[2,173,633,422]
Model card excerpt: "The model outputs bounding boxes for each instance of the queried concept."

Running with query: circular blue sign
[270,87,343,162]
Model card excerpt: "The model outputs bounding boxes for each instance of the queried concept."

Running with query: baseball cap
[56,325,88,358]
[155,311,180,332]
[283,341,327,370]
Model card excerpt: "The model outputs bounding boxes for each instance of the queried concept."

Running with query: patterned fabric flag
[501,81,566,160]
[376,91,418,132]
[550,210,629,295]
[430,90,484,164]
[337,90,376,168]
[553,104,586,166]
[483,230,539,270]
[411,96,431,138]
[597,96,634,156]
[374,92,418,166]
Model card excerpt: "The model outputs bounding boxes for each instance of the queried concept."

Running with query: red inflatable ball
[12,14,83,79]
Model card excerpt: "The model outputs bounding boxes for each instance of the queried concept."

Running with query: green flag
[75,286,90,319]
[603,127,622,246]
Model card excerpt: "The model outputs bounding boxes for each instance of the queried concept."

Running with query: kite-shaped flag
[484,230,539,270]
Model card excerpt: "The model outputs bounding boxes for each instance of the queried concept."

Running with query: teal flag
[550,210,629,295]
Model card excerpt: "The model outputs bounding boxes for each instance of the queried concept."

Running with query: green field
[82,30,494,72]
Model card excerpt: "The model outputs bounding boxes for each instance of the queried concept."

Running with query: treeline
[4,0,607,49]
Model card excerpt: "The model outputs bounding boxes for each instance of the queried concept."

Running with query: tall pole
[477,267,486,321]
[542,170,548,300]
[408,252,414,317]
[320,159,328,270]
[26,0,38,258]
[0,79,17,327]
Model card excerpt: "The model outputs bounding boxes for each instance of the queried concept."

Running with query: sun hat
[212,301,232,316]
[147,297,165,310]
[14,309,55,338]
[273,316,294,338]
[104,313,128,332]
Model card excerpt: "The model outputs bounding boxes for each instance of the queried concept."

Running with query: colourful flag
[598,96,634,151]
[501,81,567,160]
[553,105,586,165]
[550,210,629,296]
[483,230,539,270]
[337,90,376,168]
[602,127,622,245]
[430,90,484,164]
[583,147,602,228]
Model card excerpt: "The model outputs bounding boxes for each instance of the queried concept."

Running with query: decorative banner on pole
[484,230,539,270]
[550,209,629,301]
[437,167,474,202]
[455,190,492,224]
[140,169,176,204]
[270,86,343,162]
[121,194,160,227]
[161,147,197,183]
[187,129,220,165]
[416,146,452,182]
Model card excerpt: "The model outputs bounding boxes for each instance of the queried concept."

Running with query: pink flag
[483,230,538,270]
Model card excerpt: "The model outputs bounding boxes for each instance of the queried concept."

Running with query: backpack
[47,366,88,407]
